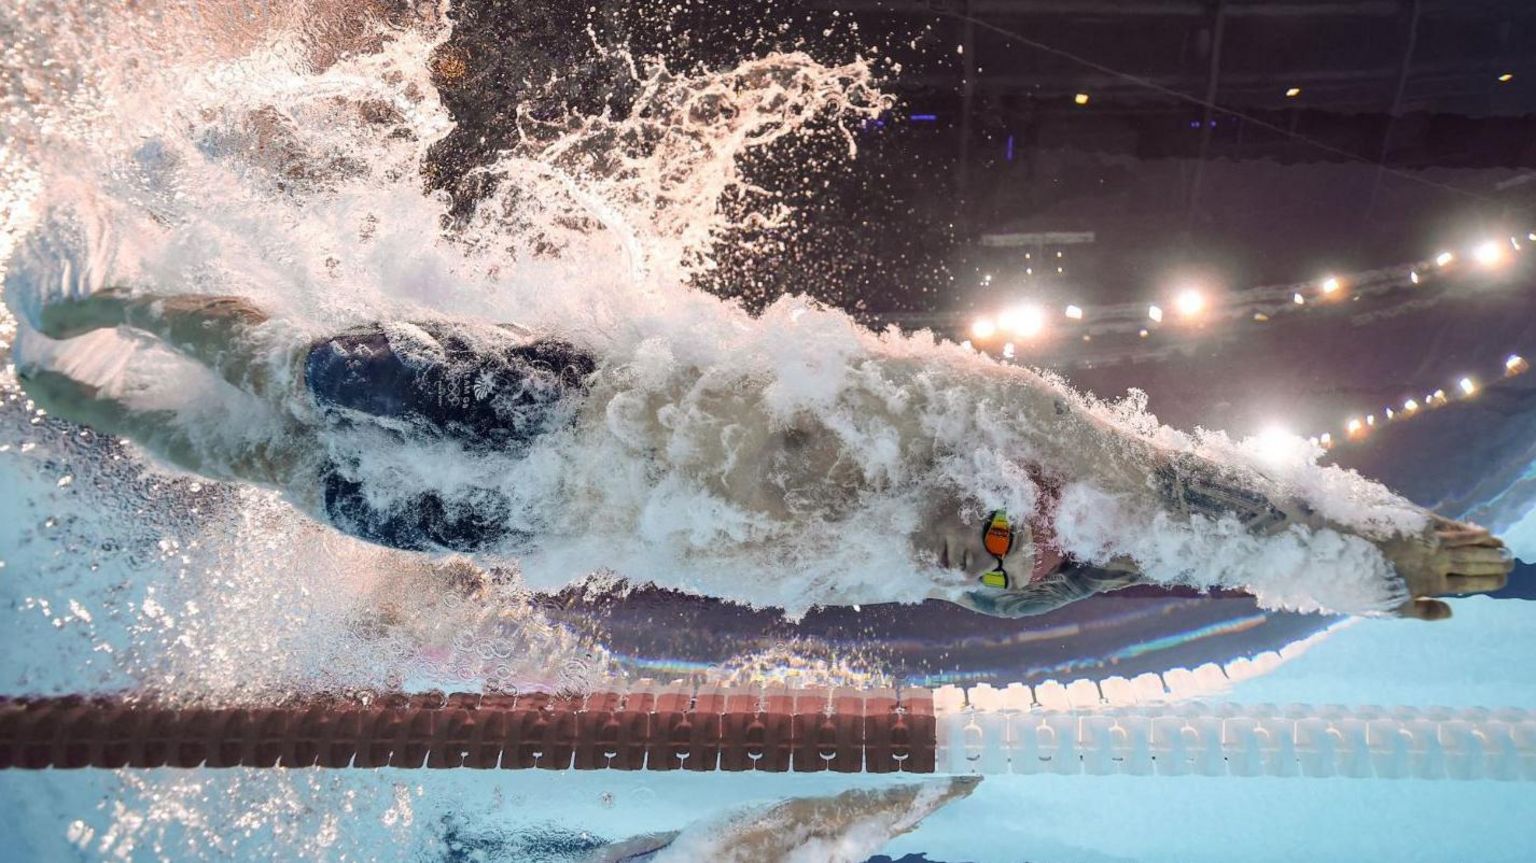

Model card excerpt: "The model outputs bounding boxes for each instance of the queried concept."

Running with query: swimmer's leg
[37,290,284,401]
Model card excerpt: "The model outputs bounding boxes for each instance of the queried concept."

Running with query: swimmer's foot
[36,286,135,340]
[1380,515,1513,620]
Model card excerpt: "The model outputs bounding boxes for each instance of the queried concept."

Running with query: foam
[0,1,1432,629]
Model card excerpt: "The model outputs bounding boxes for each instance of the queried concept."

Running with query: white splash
[1,0,1426,657]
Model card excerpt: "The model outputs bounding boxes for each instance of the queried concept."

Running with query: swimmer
[584,776,980,862]
[16,288,1514,621]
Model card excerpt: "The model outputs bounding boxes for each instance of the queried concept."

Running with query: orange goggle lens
[982,510,1014,558]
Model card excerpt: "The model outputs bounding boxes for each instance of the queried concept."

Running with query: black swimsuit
[303,324,595,553]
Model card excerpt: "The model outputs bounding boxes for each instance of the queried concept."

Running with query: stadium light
[1285,87,1302,97]
[1253,426,1296,465]
[1148,304,1164,323]
[1472,240,1506,268]
[1064,304,1084,320]
[1459,376,1478,396]
[1074,93,1090,105]
[1175,288,1206,317]
[1507,354,1530,375]
[1435,251,1455,267]
[1000,305,1045,338]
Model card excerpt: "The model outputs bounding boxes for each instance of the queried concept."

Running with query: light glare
[1472,240,1506,268]
[1435,251,1454,267]
[1320,276,1341,294]
[1064,304,1083,320]
[1000,305,1046,338]
[971,317,997,339]
[1254,426,1296,465]
[1175,289,1206,317]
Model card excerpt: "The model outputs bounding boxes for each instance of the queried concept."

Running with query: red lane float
[0,688,936,773]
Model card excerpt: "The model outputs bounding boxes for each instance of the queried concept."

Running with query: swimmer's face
[924,499,1034,581]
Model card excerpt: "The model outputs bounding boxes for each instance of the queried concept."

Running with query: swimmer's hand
[1380,515,1513,620]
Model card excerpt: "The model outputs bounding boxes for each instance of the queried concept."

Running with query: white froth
[0,2,1434,626]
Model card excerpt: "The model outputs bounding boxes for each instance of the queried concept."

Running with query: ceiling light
[1253,426,1295,466]
[1473,240,1506,268]
[1175,289,1206,317]
[1001,305,1045,338]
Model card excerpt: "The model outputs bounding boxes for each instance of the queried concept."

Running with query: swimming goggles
[979,509,1015,590]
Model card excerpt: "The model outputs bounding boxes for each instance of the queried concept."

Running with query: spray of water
[0,2,1450,858]
[2,0,1429,628]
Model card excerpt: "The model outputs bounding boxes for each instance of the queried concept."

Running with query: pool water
[3,2,1535,861]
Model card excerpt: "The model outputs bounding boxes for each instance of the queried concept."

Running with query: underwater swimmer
[18,289,1514,621]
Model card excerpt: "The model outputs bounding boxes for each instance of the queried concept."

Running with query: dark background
[422,0,1536,458]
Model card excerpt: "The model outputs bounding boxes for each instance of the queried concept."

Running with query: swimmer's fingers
[1433,523,1502,548]
[1397,598,1453,621]
[1446,547,1515,576]
[1444,574,1508,595]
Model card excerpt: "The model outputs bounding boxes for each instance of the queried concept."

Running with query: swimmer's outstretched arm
[904,363,1512,619]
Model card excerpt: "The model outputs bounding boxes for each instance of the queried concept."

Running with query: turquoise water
[3,4,1535,860]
